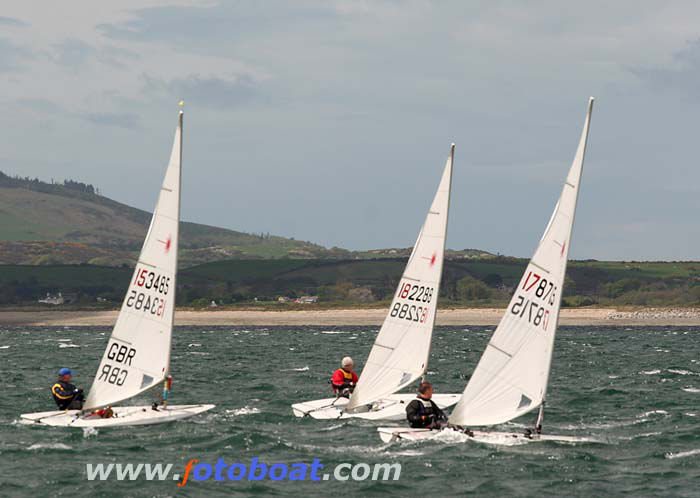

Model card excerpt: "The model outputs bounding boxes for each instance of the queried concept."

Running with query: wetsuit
[51,379,84,410]
[406,396,447,428]
[331,368,359,397]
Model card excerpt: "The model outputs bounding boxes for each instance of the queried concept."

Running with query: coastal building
[38,292,64,305]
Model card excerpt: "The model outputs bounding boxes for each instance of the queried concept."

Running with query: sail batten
[345,145,454,411]
[84,112,183,411]
[449,98,594,427]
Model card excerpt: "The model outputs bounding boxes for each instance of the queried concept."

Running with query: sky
[2,1,700,260]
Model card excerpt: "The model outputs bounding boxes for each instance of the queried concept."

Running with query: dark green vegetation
[2,257,700,308]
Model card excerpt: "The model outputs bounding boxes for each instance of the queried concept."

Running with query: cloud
[82,112,140,129]
[143,73,260,109]
[4,1,700,258]
[52,38,140,70]
[0,37,32,71]
[631,38,700,100]
[0,16,28,27]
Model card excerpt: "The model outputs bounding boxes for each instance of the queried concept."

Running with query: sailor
[406,381,448,429]
[330,356,359,397]
[51,368,85,410]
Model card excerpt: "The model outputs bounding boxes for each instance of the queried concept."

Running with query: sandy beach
[1,307,699,326]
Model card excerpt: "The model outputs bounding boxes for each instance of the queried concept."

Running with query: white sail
[346,145,454,411]
[449,98,594,426]
[84,111,183,410]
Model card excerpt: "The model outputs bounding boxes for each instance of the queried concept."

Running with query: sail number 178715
[510,271,558,330]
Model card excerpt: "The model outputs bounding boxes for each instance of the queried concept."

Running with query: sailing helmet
[341,357,353,367]
[58,368,73,376]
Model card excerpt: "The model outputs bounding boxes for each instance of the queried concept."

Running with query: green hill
[0,172,494,267]
[0,172,345,266]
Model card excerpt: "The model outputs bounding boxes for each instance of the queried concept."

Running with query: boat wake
[226,406,260,417]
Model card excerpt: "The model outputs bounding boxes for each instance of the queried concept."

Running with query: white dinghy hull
[292,393,460,420]
[377,427,598,445]
[20,404,215,428]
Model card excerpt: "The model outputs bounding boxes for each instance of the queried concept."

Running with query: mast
[165,106,183,377]
[422,143,454,380]
[538,97,594,406]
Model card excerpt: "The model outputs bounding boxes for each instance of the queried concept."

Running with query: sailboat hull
[377,426,598,444]
[19,404,215,428]
[291,393,460,420]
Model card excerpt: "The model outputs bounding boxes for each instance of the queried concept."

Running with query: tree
[456,275,491,301]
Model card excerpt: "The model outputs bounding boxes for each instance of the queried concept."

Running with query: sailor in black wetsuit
[406,381,448,429]
[51,368,85,410]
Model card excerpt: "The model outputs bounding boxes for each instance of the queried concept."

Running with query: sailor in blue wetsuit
[51,368,85,410]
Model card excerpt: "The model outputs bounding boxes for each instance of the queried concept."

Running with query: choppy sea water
[1,326,699,497]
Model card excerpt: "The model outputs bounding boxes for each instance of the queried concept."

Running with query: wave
[83,427,99,438]
[640,370,660,375]
[682,387,700,393]
[226,406,261,416]
[188,343,202,347]
[27,443,72,450]
[318,423,345,432]
[282,366,309,372]
[58,343,80,348]
[0,345,9,349]
[668,369,698,376]
[666,448,700,460]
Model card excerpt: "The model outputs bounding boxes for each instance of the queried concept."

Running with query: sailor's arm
[405,400,423,424]
[51,383,74,400]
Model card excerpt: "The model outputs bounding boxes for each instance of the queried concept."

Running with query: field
[1,257,700,308]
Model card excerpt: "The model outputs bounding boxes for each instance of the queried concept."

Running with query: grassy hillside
[0,173,494,267]
[0,172,342,266]
[2,257,700,308]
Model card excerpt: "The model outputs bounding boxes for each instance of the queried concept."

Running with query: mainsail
[346,145,454,411]
[84,111,183,410]
[449,98,594,426]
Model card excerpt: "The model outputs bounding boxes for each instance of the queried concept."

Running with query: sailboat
[291,145,462,420]
[378,97,595,442]
[21,109,215,427]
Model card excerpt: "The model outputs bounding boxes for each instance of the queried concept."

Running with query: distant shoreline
[2,308,700,326]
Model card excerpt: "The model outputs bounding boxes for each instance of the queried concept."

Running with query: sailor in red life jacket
[331,356,359,398]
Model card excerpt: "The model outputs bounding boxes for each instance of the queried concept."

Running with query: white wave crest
[668,369,698,376]
[28,443,72,450]
[666,448,700,460]
[83,427,99,438]
[226,406,261,416]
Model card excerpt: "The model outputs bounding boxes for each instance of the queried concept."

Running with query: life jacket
[51,380,78,409]
[332,369,354,385]
[331,369,356,393]
[415,397,435,419]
